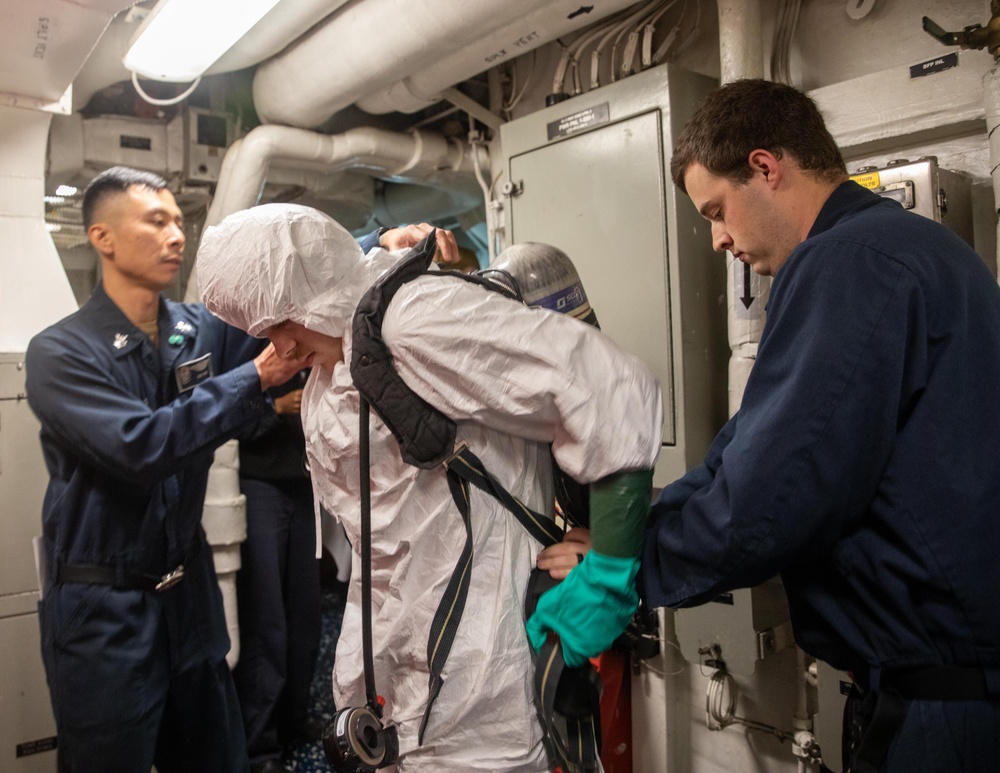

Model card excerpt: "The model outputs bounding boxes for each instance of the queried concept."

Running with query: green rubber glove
[525,550,640,667]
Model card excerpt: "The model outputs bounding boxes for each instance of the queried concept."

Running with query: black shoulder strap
[350,232,455,468]
[350,232,521,468]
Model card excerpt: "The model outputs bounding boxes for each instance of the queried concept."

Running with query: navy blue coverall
[234,371,320,767]
[641,182,1000,771]
[25,284,270,773]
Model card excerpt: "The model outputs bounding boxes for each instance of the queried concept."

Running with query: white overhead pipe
[206,124,484,224]
[718,0,764,85]
[187,123,487,300]
[204,135,250,229]
[355,0,643,116]
[253,0,641,128]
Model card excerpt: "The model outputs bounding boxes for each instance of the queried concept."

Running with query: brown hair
[670,79,847,193]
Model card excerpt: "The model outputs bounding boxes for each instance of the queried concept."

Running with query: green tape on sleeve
[588,469,654,558]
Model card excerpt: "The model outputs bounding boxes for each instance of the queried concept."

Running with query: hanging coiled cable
[706,667,738,730]
[703,657,797,743]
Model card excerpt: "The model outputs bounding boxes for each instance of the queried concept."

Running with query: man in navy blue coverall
[642,80,1000,772]
[24,165,456,773]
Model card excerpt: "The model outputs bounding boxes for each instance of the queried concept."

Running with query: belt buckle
[155,565,185,591]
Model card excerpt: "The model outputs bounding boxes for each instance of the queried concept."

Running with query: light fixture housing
[123,0,283,83]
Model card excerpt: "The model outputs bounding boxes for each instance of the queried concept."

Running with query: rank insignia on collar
[113,333,128,350]
[175,321,194,333]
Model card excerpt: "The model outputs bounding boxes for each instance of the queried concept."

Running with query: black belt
[861,665,997,701]
[877,665,991,701]
[55,542,197,592]
[846,665,995,773]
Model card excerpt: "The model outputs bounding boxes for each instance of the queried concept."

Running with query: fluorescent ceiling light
[123,0,282,83]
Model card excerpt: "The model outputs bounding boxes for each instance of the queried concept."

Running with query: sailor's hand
[255,344,313,392]
[380,223,460,264]
[525,551,639,667]
[274,389,303,415]
[537,527,592,581]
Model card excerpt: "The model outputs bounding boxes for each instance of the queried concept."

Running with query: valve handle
[922,16,959,46]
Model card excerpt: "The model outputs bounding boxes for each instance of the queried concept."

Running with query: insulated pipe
[200,440,247,669]
[188,123,487,300]
[717,0,764,84]
[252,0,636,128]
[355,0,642,116]
[206,124,485,227]
[717,0,768,415]
[204,136,247,229]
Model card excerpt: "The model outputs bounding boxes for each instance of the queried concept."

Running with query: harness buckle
[441,442,469,467]
[155,565,185,591]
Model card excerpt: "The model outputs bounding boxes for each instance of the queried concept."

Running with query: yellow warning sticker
[850,171,881,189]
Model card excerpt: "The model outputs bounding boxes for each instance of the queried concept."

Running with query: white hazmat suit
[197,204,663,772]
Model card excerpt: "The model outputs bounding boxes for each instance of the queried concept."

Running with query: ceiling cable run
[548,0,701,102]
[551,1,656,96]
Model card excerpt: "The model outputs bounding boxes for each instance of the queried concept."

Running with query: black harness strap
[55,539,198,592]
[417,444,565,745]
[526,570,602,773]
[358,398,383,717]
[445,445,566,547]
[416,456,474,745]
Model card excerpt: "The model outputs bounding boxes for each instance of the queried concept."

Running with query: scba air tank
[480,242,600,328]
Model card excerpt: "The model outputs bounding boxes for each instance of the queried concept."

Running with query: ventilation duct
[355,0,643,115]
[253,0,643,128]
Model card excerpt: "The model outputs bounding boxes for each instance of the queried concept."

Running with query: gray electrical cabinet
[0,354,57,772]
[850,156,974,248]
[500,64,728,487]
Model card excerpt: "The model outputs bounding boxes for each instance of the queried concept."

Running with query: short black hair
[82,166,169,229]
[670,79,847,193]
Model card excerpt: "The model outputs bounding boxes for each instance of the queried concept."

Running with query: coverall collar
[88,283,146,358]
[87,284,202,368]
[807,180,886,240]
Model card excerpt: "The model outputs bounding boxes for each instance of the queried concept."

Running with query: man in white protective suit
[196,203,662,772]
